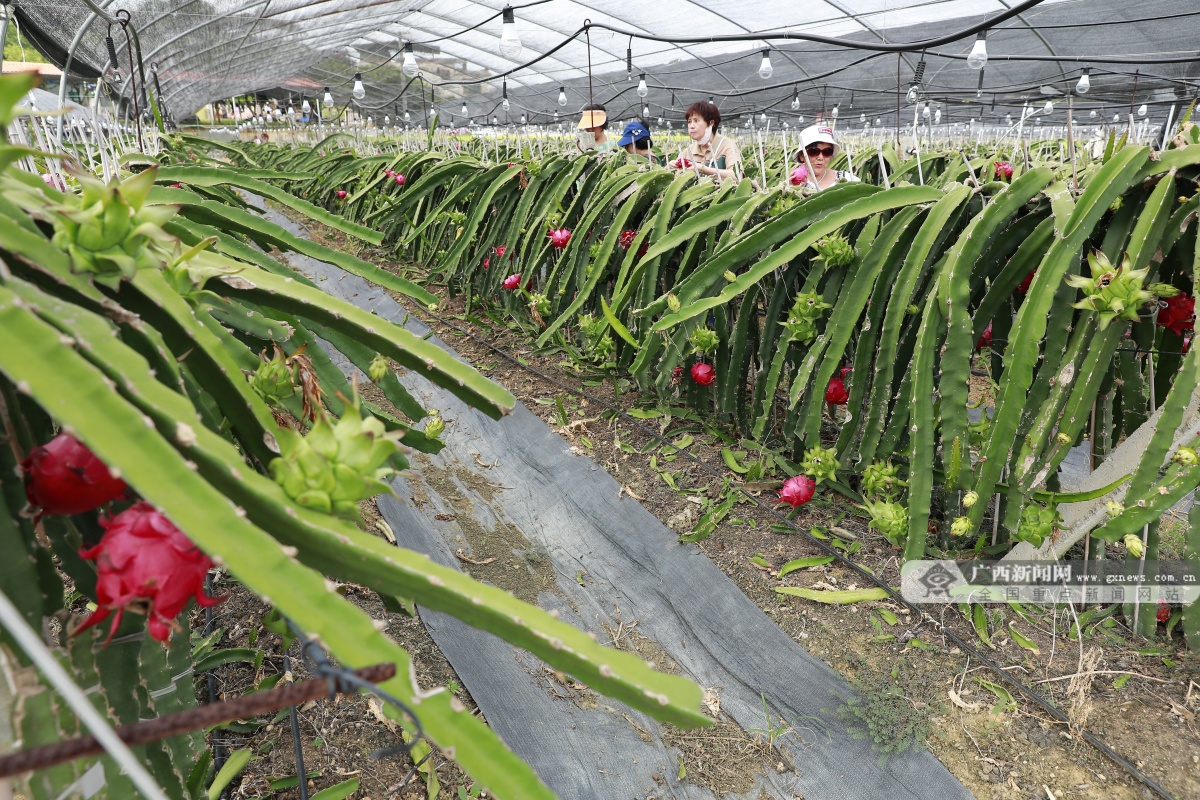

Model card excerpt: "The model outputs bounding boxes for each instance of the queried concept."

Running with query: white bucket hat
[797,124,840,161]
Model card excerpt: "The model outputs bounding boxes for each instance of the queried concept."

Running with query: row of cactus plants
[201,109,1200,645]
[0,72,711,800]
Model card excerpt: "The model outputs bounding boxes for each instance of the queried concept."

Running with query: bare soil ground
[199,217,1200,800]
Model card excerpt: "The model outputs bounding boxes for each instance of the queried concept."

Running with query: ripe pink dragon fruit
[394,173,406,186]
[335,190,348,200]
[994,161,1013,180]
[618,230,638,250]
[22,434,127,516]
[778,475,815,507]
[976,322,993,352]
[690,363,715,386]
[502,273,522,290]
[825,377,849,405]
[76,502,224,643]
[383,169,394,178]
[548,228,572,249]
[1157,294,1195,335]
[1016,270,1036,294]
[494,245,507,258]
[42,172,67,191]
[789,165,809,185]
[1156,601,1170,623]
[672,157,693,169]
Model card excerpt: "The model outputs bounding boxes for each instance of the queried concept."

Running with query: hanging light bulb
[461,102,468,115]
[637,74,648,98]
[922,103,931,119]
[492,116,499,125]
[384,115,390,126]
[758,49,773,80]
[798,115,804,124]
[790,88,800,111]
[366,116,373,126]
[831,104,839,119]
[301,98,311,114]
[967,30,988,70]
[558,87,567,106]
[657,116,663,124]
[859,113,866,123]
[401,43,419,78]
[875,118,881,126]
[403,110,411,122]
[520,114,526,124]
[760,111,768,123]
[1043,100,1053,114]
[907,85,919,104]
[1089,109,1097,119]
[499,6,522,59]
[1113,113,1120,123]
[352,73,366,100]
[1137,103,1147,116]
[1005,113,1013,125]
[934,108,942,124]
[643,105,650,118]
[323,87,334,107]
[1076,68,1091,95]
[502,97,510,111]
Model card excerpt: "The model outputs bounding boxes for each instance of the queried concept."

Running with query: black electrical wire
[404,301,1178,800]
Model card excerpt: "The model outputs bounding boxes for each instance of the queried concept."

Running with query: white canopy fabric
[11,0,1200,124]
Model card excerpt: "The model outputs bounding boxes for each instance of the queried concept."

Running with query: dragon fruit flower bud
[666,293,681,313]
[368,354,389,383]
[1173,446,1198,466]
[1123,534,1144,558]
[424,413,445,439]
[950,517,972,537]
[962,491,979,509]
[1105,500,1125,518]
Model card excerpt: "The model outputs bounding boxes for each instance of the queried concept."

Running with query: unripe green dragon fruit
[782,291,831,343]
[861,499,908,547]
[812,234,856,268]
[368,354,389,383]
[1065,251,1153,330]
[689,328,719,356]
[424,412,445,439]
[1014,501,1063,548]
[860,460,906,499]
[800,446,839,485]
[250,345,298,404]
[46,167,178,286]
[270,396,402,520]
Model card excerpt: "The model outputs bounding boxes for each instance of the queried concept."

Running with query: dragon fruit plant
[0,72,709,800]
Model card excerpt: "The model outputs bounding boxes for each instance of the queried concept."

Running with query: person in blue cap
[618,119,657,164]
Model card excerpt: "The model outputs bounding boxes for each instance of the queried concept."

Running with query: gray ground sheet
[252,200,972,800]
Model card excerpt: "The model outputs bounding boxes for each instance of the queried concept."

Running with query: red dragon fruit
[394,173,406,186]
[502,273,523,290]
[618,230,638,250]
[548,228,572,249]
[976,322,994,352]
[690,363,715,386]
[994,161,1013,180]
[789,165,809,186]
[22,434,127,516]
[1016,270,1036,294]
[1157,294,1195,336]
[335,190,348,200]
[76,502,224,643]
[778,475,815,507]
[825,376,849,405]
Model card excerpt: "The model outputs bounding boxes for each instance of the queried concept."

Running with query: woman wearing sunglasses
[795,124,859,191]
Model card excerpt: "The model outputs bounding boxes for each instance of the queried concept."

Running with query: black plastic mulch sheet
[256,203,972,800]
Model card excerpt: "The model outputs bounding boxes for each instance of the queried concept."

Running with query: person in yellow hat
[576,103,613,152]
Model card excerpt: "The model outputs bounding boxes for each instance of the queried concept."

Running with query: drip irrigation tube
[409,302,1178,800]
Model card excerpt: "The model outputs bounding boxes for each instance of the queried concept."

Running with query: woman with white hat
[795,124,859,191]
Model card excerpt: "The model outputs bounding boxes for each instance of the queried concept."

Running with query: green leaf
[773,586,890,604]
[778,556,835,576]
[311,778,360,800]
[208,748,254,800]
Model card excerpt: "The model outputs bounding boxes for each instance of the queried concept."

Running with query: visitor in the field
[618,119,657,164]
[576,104,612,152]
[795,124,859,191]
[672,100,740,181]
